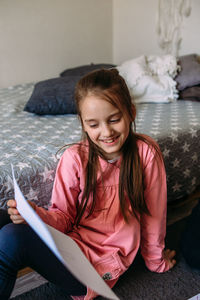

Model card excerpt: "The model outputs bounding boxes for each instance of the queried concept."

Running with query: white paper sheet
[11,165,119,300]
[188,294,200,300]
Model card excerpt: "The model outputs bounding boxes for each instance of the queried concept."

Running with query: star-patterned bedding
[0,83,200,210]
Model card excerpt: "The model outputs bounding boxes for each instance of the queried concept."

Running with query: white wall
[0,0,199,88]
[181,0,200,56]
[0,0,113,88]
[113,0,200,65]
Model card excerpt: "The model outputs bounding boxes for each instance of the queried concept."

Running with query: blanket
[117,55,180,103]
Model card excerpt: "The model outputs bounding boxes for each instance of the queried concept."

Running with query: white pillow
[117,55,149,88]
[117,55,179,103]
[147,55,180,77]
[129,74,178,103]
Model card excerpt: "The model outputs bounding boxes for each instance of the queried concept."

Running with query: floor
[11,189,200,299]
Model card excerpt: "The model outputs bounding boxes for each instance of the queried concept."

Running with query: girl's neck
[107,156,120,163]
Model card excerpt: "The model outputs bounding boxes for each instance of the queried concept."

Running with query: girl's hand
[7,199,36,224]
[7,199,26,224]
[163,248,176,269]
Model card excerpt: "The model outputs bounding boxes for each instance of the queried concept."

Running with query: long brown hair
[74,68,162,225]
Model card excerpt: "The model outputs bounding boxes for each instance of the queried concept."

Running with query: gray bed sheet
[0,83,200,210]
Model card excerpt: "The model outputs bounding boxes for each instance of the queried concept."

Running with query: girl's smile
[99,135,120,145]
[80,95,130,160]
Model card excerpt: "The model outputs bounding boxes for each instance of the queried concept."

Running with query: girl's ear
[131,104,136,121]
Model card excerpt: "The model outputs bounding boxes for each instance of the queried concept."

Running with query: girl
[0,69,176,300]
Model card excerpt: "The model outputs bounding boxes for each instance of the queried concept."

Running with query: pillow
[117,55,178,103]
[60,63,116,77]
[24,76,80,115]
[175,54,200,91]
[117,56,148,88]
[179,85,200,101]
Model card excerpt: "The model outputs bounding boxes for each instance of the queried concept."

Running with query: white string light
[156,0,192,56]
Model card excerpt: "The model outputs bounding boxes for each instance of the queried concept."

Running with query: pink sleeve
[139,142,170,273]
[35,149,81,234]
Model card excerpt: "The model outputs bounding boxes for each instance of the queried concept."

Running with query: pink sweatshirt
[35,137,170,299]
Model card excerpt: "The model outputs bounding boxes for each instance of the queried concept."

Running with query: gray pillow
[175,54,200,91]
[60,63,115,77]
[179,85,200,102]
[24,76,80,115]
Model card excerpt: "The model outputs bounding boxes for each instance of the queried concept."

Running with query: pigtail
[75,140,98,226]
[119,132,149,222]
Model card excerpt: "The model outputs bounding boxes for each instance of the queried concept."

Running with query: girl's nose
[102,124,113,137]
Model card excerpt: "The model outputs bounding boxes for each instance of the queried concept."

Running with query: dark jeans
[0,209,11,229]
[0,222,87,300]
[180,200,200,269]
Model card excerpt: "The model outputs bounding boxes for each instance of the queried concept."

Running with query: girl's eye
[89,124,98,128]
[110,118,120,123]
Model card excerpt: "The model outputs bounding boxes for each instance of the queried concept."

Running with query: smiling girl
[0,69,176,300]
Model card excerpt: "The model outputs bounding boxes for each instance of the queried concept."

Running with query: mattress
[0,83,200,210]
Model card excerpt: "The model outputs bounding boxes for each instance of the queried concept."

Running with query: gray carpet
[12,218,200,300]
[99,255,200,300]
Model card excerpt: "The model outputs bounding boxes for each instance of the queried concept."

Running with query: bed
[0,80,200,226]
[1,57,200,225]
[0,82,81,210]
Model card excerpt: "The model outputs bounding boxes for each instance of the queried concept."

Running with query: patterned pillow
[175,54,200,91]
[24,76,80,115]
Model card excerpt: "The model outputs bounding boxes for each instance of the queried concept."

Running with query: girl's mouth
[100,136,119,145]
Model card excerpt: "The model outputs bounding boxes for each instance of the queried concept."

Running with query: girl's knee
[0,223,30,256]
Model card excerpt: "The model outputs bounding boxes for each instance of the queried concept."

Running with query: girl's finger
[168,250,176,259]
[169,259,176,269]
[164,249,176,258]
[10,214,25,223]
[7,207,19,216]
[7,199,17,208]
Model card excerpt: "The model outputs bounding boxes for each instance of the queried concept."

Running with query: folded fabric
[24,76,80,115]
[60,63,115,77]
[175,54,200,91]
[117,55,179,103]
[147,54,180,77]
[179,84,200,101]
[128,74,178,103]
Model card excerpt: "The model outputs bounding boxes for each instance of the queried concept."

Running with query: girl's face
[80,95,130,160]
